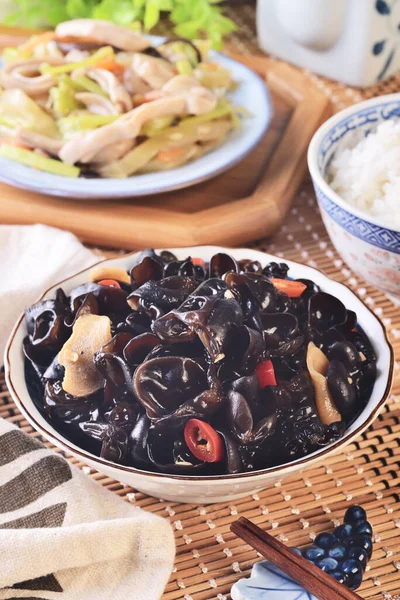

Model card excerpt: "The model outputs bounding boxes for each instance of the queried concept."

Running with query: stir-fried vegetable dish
[24,250,377,475]
[0,20,243,178]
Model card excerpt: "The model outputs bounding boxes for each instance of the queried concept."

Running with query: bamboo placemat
[1,3,400,599]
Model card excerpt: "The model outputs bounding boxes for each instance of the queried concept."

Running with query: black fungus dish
[23,249,377,475]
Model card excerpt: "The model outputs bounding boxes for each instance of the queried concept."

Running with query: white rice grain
[328,119,400,227]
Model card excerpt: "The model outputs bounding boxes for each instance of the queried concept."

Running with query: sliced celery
[50,80,80,117]
[141,116,174,137]
[2,47,19,64]
[180,103,234,127]
[230,111,240,130]
[70,75,108,98]
[0,145,80,177]
[0,89,59,138]
[0,115,21,129]
[195,64,233,90]
[176,59,193,75]
[235,105,254,117]
[41,46,114,76]
[194,40,212,61]
[58,113,120,137]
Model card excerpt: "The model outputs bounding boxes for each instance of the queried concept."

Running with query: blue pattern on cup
[372,0,400,80]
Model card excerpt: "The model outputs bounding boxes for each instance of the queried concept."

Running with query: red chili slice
[192,257,206,267]
[256,359,277,388]
[97,279,121,289]
[270,278,307,298]
[184,419,224,463]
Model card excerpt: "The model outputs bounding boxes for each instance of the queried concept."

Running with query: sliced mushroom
[123,66,152,95]
[15,127,63,155]
[1,57,63,97]
[55,19,151,52]
[306,342,342,425]
[89,265,131,285]
[59,314,112,397]
[163,75,218,114]
[91,138,135,165]
[87,68,133,112]
[132,54,176,89]
[75,92,119,115]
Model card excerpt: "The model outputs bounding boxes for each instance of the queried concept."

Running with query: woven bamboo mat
[1,3,400,599]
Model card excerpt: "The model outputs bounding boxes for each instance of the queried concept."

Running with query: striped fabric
[0,420,175,600]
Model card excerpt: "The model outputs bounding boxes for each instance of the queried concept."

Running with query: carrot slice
[192,257,206,267]
[156,147,186,163]
[0,139,30,150]
[94,59,126,75]
[270,278,307,298]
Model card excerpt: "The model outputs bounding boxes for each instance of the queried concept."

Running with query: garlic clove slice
[306,341,342,425]
[59,313,112,397]
[89,265,131,285]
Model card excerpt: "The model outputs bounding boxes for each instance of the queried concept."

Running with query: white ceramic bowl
[4,246,393,504]
[308,94,400,300]
[0,37,272,200]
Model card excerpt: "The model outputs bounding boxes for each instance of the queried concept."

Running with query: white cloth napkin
[0,224,99,365]
[0,419,175,600]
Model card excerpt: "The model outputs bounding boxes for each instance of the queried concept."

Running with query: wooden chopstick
[230,516,363,600]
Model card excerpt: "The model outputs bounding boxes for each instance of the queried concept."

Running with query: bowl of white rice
[308,94,400,299]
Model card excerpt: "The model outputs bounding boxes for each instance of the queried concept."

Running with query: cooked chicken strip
[55,19,150,52]
[59,96,186,164]
[91,138,135,165]
[75,92,119,115]
[162,75,200,94]
[123,66,152,95]
[1,57,63,97]
[15,127,63,155]
[162,75,217,114]
[132,54,176,89]
[87,68,132,112]
[185,87,217,115]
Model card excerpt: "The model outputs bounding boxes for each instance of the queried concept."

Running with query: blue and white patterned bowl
[308,94,400,300]
[231,561,317,600]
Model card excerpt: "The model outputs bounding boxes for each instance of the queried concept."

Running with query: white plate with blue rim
[0,36,273,200]
[231,561,318,600]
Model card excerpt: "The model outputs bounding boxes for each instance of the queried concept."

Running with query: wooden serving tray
[0,28,330,249]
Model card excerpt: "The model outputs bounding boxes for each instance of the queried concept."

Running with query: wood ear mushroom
[59,314,112,397]
[306,341,342,425]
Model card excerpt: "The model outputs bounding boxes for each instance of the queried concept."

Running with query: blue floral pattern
[372,0,400,81]
[315,188,400,253]
[231,561,317,600]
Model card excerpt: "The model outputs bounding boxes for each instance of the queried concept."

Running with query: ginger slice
[59,313,112,397]
[89,265,130,285]
[306,341,342,425]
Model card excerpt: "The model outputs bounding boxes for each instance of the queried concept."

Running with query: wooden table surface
[1,4,400,599]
